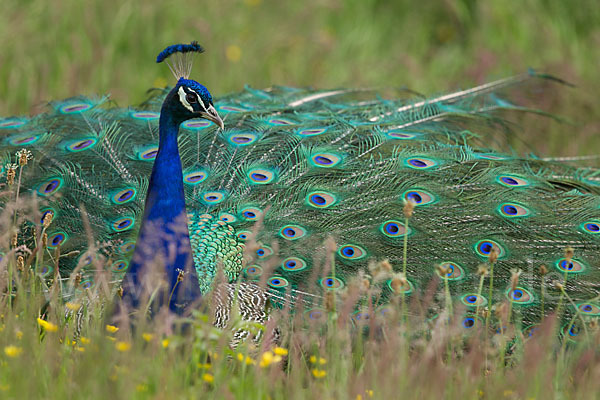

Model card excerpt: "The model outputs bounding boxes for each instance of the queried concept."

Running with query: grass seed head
[380,259,392,273]
[510,269,522,290]
[5,163,17,185]
[403,199,415,218]
[360,277,370,292]
[390,273,409,293]
[42,211,54,228]
[477,265,489,276]
[436,263,451,277]
[16,256,24,272]
[488,248,498,264]
[564,247,574,261]
[16,149,32,166]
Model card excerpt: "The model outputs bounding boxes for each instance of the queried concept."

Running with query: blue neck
[147,112,187,223]
[122,103,201,312]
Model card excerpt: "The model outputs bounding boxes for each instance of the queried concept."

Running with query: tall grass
[0,0,598,155]
[1,191,600,399]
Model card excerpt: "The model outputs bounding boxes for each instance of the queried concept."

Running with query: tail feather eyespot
[460,293,487,307]
[319,277,344,290]
[555,258,586,274]
[281,257,307,272]
[505,287,534,305]
[338,244,366,260]
[380,220,410,238]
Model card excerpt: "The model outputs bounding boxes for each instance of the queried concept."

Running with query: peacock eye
[186,93,197,103]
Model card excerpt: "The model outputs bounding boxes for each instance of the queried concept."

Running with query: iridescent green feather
[1,72,599,328]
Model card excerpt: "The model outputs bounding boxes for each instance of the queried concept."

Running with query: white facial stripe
[177,87,194,112]
[206,104,217,117]
[177,87,210,114]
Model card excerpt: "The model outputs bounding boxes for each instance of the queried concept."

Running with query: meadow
[1,217,600,399]
[1,0,599,155]
[1,0,600,399]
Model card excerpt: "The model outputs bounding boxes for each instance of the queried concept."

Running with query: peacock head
[157,42,224,129]
[164,78,224,129]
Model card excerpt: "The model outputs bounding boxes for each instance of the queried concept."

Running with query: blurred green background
[0,0,598,156]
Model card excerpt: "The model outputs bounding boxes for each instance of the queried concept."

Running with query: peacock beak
[203,105,224,129]
[211,112,225,130]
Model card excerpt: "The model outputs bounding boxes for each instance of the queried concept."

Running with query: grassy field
[0,216,600,399]
[1,1,600,399]
[0,0,598,156]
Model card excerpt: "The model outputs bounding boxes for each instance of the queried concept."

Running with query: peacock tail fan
[1,71,599,330]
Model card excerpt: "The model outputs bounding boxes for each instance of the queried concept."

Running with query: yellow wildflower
[75,347,85,352]
[273,347,288,356]
[80,337,91,345]
[66,302,81,311]
[136,384,148,392]
[106,336,116,341]
[161,339,169,348]
[0,384,9,391]
[15,331,23,340]
[116,341,131,352]
[202,373,214,383]
[259,351,282,368]
[236,353,255,365]
[4,345,22,358]
[105,324,119,333]
[309,355,327,365]
[225,45,242,63]
[197,363,212,369]
[37,318,58,332]
[142,333,154,342]
[311,368,326,378]
[366,390,374,397]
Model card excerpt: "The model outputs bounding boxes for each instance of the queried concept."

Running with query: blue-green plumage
[1,45,599,334]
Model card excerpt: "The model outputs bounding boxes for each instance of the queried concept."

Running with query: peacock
[1,42,599,341]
